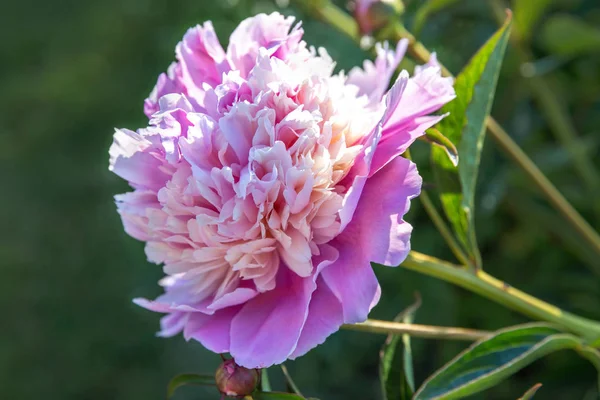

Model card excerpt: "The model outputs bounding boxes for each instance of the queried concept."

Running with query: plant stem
[402,251,600,342]
[290,0,600,257]
[420,190,471,267]
[292,0,600,344]
[261,369,272,392]
[343,319,490,341]
[281,364,304,397]
[488,0,600,213]
[485,117,600,256]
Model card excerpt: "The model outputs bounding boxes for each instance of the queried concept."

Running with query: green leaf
[413,0,460,36]
[167,373,215,398]
[421,128,459,167]
[513,0,553,41]
[540,14,600,57]
[518,383,542,400]
[379,295,422,400]
[431,12,512,268]
[575,346,600,392]
[413,324,581,400]
[253,392,309,400]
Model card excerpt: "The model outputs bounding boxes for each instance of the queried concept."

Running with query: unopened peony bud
[355,0,404,35]
[215,358,260,398]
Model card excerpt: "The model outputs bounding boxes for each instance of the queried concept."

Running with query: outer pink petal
[288,276,343,359]
[322,156,421,323]
[347,40,408,107]
[144,63,185,118]
[157,311,188,337]
[109,129,170,190]
[360,156,421,265]
[383,53,455,130]
[177,22,229,101]
[320,239,380,324]
[226,13,301,78]
[371,113,446,175]
[229,269,315,368]
[183,306,241,353]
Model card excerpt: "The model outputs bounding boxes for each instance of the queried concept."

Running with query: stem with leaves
[489,0,600,215]
[291,0,600,258]
[292,0,600,350]
[402,252,600,342]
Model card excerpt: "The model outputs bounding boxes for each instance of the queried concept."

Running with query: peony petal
[208,287,258,311]
[383,55,455,130]
[177,22,229,102]
[371,113,446,175]
[354,156,421,266]
[109,129,170,190]
[157,311,189,337]
[347,40,408,107]
[183,306,241,353]
[320,239,380,323]
[229,269,315,368]
[288,276,343,359]
[227,13,300,78]
[323,156,421,322]
[338,122,382,232]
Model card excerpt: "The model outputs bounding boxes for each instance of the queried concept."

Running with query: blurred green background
[2,0,600,398]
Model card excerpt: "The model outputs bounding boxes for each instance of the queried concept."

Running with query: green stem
[489,0,600,211]
[402,252,600,342]
[343,319,490,341]
[292,0,600,344]
[261,369,272,392]
[281,364,304,397]
[291,0,600,258]
[485,117,600,256]
[420,190,471,267]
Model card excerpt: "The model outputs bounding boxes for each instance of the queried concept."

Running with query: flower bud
[355,0,405,35]
[215,358,260,398]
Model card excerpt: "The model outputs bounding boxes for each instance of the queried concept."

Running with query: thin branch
[488,0,600,215]
[401,251,600,342]
[420,190,471,267]
[343,319,490,341]
[281,364,304,397]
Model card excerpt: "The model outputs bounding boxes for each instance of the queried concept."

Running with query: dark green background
[2,0,600,398]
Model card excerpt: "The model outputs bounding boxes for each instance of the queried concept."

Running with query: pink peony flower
[110,12,454,368]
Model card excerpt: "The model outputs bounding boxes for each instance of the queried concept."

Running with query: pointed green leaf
[431,13,512,268]
[413,0,460,36]
[413,324,581,400]
[518,383,542,400]
[575,346,600,392]
[253,392,308,400]
[379,296,421,400]
[540,14,600,57]
[167,373,215,398]
[421,128,459,166]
